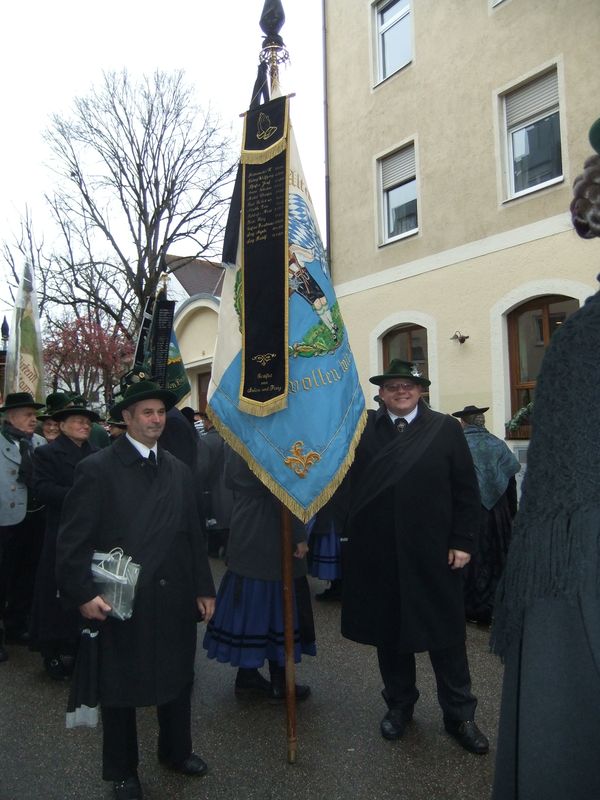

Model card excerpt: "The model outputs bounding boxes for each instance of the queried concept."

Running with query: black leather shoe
[445,719,489,754]
[380,707,413,740]
[159,752,208,777]
[269,682,311,702]
[113,775,143,800]
[44,656,70,681]
[234,667,271,696]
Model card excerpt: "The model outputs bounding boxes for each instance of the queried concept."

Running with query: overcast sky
[0,0,326,317]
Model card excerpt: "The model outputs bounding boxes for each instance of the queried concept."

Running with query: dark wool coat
[30,434,97,645]
[224,448,307,582]
[56,435,215,708]
[341,402,480,653]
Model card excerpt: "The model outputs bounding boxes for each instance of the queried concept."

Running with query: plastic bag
[91,548,141,621]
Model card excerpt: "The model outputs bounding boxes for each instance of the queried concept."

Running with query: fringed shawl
[491,287,600,658]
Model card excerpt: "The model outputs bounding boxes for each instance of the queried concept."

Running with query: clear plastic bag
[91,548,141,621]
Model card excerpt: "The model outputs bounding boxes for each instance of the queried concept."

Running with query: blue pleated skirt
[307,521,342,580]
[203,571,316,668]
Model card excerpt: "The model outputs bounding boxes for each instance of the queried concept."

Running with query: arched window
[382,323,429,378]
[507,294,579,417]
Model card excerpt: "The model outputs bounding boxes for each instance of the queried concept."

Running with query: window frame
[379,143,418,244]
[374,0,412,84]
[507,294,578,417]
[503,68,563,200]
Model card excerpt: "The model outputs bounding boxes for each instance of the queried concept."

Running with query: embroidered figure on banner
[257,112,277,141]
[284,441,321,478]
[287,193,345,359]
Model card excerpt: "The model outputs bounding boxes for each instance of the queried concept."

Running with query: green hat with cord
[369,359,431,388]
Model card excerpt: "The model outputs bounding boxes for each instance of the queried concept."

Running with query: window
[507,295,578,417]
[382,323,428,379]
[380,144,418,242]
[375,0,411,82]
[504,69,562,198]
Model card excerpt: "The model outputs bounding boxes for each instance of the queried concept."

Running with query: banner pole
[280,502,297,763]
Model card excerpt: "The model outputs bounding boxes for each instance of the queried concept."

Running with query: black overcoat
[341,402,480,653]
[30,434,97,645]
[56,435,215,707]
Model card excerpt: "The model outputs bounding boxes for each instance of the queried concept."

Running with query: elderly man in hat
[56,380,215,800]
[341,360,489,754]
[0,392,46,662]
[452,405,520,626]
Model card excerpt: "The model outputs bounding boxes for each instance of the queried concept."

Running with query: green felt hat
[0,392,45,412]
[369,359,431,387]
[589,117,600,156]
[109,379,177,422]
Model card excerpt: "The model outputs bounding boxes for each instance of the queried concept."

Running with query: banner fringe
[207,407,368,523]
[241,138,287,165]
[237,393,288,417]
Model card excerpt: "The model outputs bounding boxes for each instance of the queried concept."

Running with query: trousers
[101,683,193,781]
[377,641,477,721]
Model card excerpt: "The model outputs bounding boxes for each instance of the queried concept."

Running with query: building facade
[324,0,600,459]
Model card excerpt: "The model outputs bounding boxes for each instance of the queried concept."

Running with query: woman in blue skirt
[203,447,315,699]
[307,491,346,601]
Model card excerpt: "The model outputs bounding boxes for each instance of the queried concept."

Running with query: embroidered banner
[239,95,289,415]
[208,93,366,522]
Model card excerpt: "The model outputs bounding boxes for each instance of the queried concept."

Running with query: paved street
[0,560,503,800]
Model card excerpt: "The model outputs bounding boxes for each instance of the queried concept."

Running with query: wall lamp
[450,330,469,344]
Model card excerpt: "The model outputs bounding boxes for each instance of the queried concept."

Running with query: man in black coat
[341,360,488,755]
[56,380,216,800]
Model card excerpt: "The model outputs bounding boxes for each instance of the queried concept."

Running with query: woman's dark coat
[30,434,97,646]
[223,447,307,581]
[341,402,480,653]
[56,435,215,708]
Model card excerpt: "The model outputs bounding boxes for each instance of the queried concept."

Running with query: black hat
[52,406,101,424]
[452,404,489,418]
[0,392,44,412]
[109,379,177,422]
[106,418,127,429]
[37,392,75,420]
[369,359,431,387]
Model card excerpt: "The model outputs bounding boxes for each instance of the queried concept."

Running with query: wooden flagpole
[280,503,297,763]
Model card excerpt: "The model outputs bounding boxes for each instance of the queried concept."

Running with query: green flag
[4,261,45,402]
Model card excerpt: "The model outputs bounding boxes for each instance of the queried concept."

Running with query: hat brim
[451,406,489,418]
[52,407,101,423]
[0,400,45,412]
[369,373,431,387]
[110,388,177,422]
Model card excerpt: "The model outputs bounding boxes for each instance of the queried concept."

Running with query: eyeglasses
[382,382,419,392]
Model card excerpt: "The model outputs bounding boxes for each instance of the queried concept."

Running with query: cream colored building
[175,0,600,459]
[325,0,600,453]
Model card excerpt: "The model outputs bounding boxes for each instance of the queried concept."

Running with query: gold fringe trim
[206,405,368,524]
[237,393,288,417]
[240,137,287,165]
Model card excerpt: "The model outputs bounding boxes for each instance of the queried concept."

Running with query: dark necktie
[395,417,408,434]
[147,450,157,466]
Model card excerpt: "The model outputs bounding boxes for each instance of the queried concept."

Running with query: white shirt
[387,405,419,426]
[125,433,158,461]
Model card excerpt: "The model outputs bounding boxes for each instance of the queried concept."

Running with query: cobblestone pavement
[0,560,501,800]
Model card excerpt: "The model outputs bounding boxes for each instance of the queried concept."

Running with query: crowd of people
[1,127,599,800]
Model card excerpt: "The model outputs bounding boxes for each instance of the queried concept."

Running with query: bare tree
[40,68,236,332]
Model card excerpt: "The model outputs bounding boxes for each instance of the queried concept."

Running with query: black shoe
[113,775,143,800]
[234,668,271,696]
[0,645,7,663]
[269,682,311,702]
[159,752,208,777]
[5,628,30,645]
[444,719,489,754]
[380,707,413,740]
[315,582,342,602]
[43,656,70,681]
